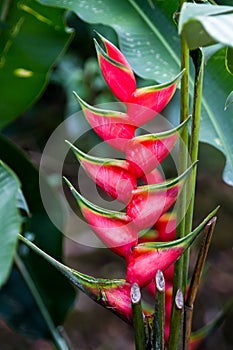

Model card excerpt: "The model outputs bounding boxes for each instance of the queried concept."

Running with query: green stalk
[183,49,204,287]
[168,0,189,348]
[184,217,217,350]
[169,288,184,350]
[15,253,73,350]
[153,270,165,350]
[131,283,146,350]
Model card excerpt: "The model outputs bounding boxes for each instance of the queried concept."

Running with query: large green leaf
[0,0,72,129]
[202,48,233,185]
[0,161,21,287]
[179,3,233,50]
[0,135,76,337]
[37,0,233,186]
[37,0,180,83]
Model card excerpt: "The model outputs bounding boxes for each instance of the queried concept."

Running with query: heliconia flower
[74,92,136,152]
[126,70,184,126]
[94,35,136,102]
[125,209,217,287]
[127,165,195,231]
[64,178,137,258]
[66,141,136,203]
[126,117,190,178]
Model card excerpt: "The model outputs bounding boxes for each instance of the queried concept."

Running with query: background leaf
[0,135,76,338]
[179,3,233,50]
[0,0,73,129]
[0,161,21,287]
[37,0,233,186]
[37,0,180,83]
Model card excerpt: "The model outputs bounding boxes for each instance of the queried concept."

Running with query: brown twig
[183,216,217,350]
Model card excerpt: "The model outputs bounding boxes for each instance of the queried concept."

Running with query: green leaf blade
[201,49,233,185]
[38,0,180,82]
[0,0,73,129]
[179,3,233,50]
[0,135,76,337]
[0,161,21,287]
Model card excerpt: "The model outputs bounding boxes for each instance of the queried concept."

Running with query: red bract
[67,142,136,203]
[142,168,163,185]
[138,214,176,244]
[74,92,136,152]
[126,242,185,287]
[154,212,176,242]
[126,71,183,125]
[63,268,133,323]
[127,166,193,231]
[126,117,190,177]
[64,178,137,258]
[125,214,210,288]
[95,37,136,102]
[98,281,132,322]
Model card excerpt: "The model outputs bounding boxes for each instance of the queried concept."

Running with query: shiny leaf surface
[0,0,72,129]
[0,162,21,287]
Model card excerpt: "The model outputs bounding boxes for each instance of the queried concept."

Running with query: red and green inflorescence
[65,34,203,348]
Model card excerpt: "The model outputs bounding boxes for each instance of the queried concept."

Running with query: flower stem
[131,283,146,350]
[168,0,189,348]
[184,217,217,350]
[183,49,204,288]
[14,253,73,350]
[168,289,184,350]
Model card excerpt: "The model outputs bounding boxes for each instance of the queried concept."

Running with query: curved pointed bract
[126,207,219,287]
[126,117,191,177]
[126,70,184,125]
[74,92,136,152]
[67,141,136,203]
[127,164,196,231]
[18,234,132,323]
[126,242,185,288]
[95,37,136,102]
[64,178,137,258]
